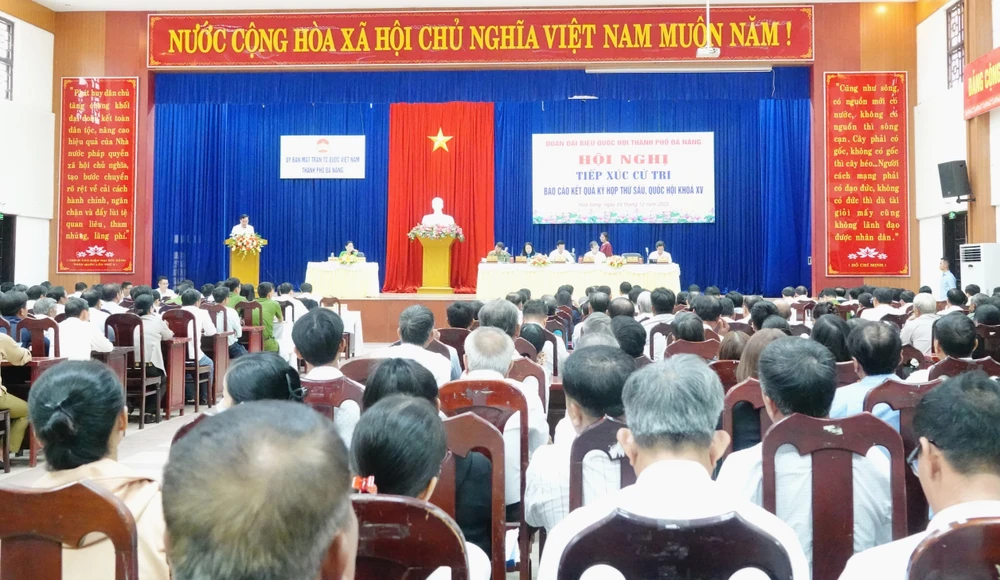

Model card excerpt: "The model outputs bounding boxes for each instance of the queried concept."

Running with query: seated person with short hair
[648,240,672,263]
[253,282,284,352]
[692,294,723,333]
[907,313,978,384]
[941,288,967,315]
[830,322,902,430]
[717,338,892,567]
[611,316,647,360]
[57,297,114,361]
[221,352,306,407]
[583,241,606,263]
[548,240,573,262]
[525,346,636,533]
[750,300,780,332]
[292,308,359,445]
[210,286,247,360]
[900,293,940,355]
[369,305,453,387]
[608,297,635,319]
[537,355,810,579]
[523,300,568,376]
[672,312,706,343]
[860,287,901,321]
[447,301,475,329]
[840,372,1000,578]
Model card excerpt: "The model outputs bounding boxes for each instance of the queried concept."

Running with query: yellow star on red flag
[428,128,454,152]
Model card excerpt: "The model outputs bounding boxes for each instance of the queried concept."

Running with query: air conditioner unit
[960,243,1000,292]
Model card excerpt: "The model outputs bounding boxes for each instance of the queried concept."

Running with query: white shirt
[213,307,243,347]
[230,224,256,237]
[278,294,308,322]
[181,305,217,361]
[157,287,176,299]
[427,542,490,580]
[88,307,110,336]
[717,441,893,567]
[583,250,606,263]
[104,302,128,315]
[900,314,938,355]
[539,335,569,379]
[135,313,174,372]
[303,366,360,450]
[641,313,675,361]
[464,369,549,505]
[57,317,114,361]
[839,500,1000,579]
[538,460,811,580]
[367,343,453,387]
[860,303,903,321]
[548,249,574,262]
[524,427,624,532]
[939,305,964,315]
[647,250,672,263]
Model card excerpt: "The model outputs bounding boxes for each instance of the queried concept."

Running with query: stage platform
[339,293,473,343]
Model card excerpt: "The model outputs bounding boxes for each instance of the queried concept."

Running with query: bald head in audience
[464,326,516,375]
[162,402,357,580]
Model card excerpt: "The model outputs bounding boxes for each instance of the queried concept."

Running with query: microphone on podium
[645,247,649,255]
[571,248,576,256]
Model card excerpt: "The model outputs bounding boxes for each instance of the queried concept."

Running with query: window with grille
[0,16,11,101]
[947,1,965,89]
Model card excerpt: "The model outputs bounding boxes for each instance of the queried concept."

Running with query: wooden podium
[417,237,454,294]
[227,238,267,288]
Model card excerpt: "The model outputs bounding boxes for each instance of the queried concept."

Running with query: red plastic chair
[302,377,364,420]
[540,326,560,376]
[161,309,211,412]
[907,517,1000,579]
[556,509,794,580]
[437,328,471,370]
[340,358,384,386]
[722,378,773,458]
[709,359,740,393]
[648,322,672,359]
[0,481,139,580]
[881,312,910,329]
[507,357,547,408]
[633,355,653,369]
[15,316,59,358]
[976,324,1000,362]
[429,413,507,580]
[319,296,341,313]
[569,418,635,511]
[836,361,860,387]
[514,337,538,361]
[791,301,817,324]
[762,413,908,580]
[106,313,162,429]
[665,338,720,361]
[837,304,860,320]
[864,377,944,535]
[928,357,980,380]
[727,321,754,335]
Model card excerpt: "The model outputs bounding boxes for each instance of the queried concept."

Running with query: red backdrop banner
[825,72,909,277]
[147,7,814,68]
[383,103,495,294]
[964,45,1000,119]
[56,77,138,274]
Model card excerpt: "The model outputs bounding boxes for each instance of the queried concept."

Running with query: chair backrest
[633,355,653,369]
[556,305,574,319]
[425,339,452,361]
[708,359,741,393]
[201,303,228,332]
[936,300,947,312]
[235,300,263,327]
[540,326,560,376]
[790,300,817,323]
[899,344,931,372]
[0,317,10,334]
[0,481,139,580]
[545,318,566,345]
[569,417,635,511]
[835,361,860,387]
[17,316,59,358]
[506,357,547,409]
[429,413,506,580]
[864,377,945,535]
[54,313,68,323]
[761,413,908,580]
[837,303,860,320]
[437,328,470,370]
[158,303,180,313]
[665,338,720,361]
[928,356,981,380]
[704,327,722,342]
[171,414,209,446]
[672,304,688,315]
[513,337,537,361]
[349,495,469,580]
[976,324,1000,362]
[302,377,365,420]
[105,313,144,366]
[722,378,772,458]
[727,320,754,335]
[161,309,199,363]
[275,299,295,322]
[907,517,1000,579]
[340,358,384,386]
[880,312,910,330]
[556,509,794,580]
[648,322,671,359]
[788,323,810,337]
[320,296,341,312]
[977,356,1000,377]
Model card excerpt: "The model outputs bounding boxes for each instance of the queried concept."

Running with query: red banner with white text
[825,72,909,277]
[964,45,1000,119]
[147,7,814,69]
[56,77,138,274]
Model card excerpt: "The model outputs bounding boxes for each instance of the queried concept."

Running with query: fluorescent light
[569,95,599,100]
[585,66,773,74]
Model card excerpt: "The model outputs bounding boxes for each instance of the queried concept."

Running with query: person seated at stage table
[599,232,613,257]
[521,242,537,259]
[229,213,255,237]
[487,241,510,263]
[338,240,360,259]
[548,240,574,263]
[648,240,672,263]
[369,305,453,387]
[583,241,606,263]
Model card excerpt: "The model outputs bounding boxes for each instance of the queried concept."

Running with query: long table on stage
[305,262,380,299]
[476,262,681,300]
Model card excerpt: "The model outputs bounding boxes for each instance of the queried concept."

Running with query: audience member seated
[900,293,940,355]
[220,352,305,411]
[536,355,809,579]
[239,283,255,302]
[941,288,967,315]
[774,299,792,321]
[810,314,852,362]
[907,313,978,383]
[351,395,491,580]
[830,322,902,429]
[692,294,724,333]
[163,401,357,580]
[28,361,170,579]
[968,293,991,318]
[155,276,175,300]
[447,301,475,329]
[1,290,34,348]
[252,283,284,353]
[369,305,452,386]
[523,299,567,375]
[634,291,653,324]
[860,288,899,321]
[719,297,737,324]
[200,283,216,303]
[134,295,174,389]
[572,291,610,344]
[58,297,114,361]
[965,283,982,299]
[0,331,30,456]
[526,346,635,533]
[642,289,676,362]
[102,283,128,315]
[718,331,749,361]
[611,317,647,360]
[81,289,111,339]
[975,304,1000,326]
[478,298,545,392]
[812,302,838,319]
[178,289,217,404]
[276,282,308,321]
[608,297,635,319]
[858,292,874,310]
[750,300,780,332]
[762,315,791,334]
[24,285,43,311]
[463,326,549,515]
[840,372,1000,578]
[575,313,619,350]
[672,312,706,342]
[210,286,247,359]
[718,338,891,566]
[46,285,68,314]
[31,297,58,350]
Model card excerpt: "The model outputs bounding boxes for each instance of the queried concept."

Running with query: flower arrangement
[338,253,360,265]
[225,234,266,259]
[407,224,466,242]
[528,254,550,267]
[607,255,627,268]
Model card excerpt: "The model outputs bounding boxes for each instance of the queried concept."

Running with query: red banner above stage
[825,72,909,278]
[147,7,814,69]
[964,45,1000,119]
[56,77,138,274]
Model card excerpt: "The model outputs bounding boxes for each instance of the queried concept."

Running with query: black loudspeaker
[938,160,972,199]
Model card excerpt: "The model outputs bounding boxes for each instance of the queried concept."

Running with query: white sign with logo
[280,135,366,179]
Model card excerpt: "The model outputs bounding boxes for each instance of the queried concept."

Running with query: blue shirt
[829,373,900,431]
[940,270,957,299]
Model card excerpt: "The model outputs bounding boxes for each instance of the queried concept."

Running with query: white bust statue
[421,197,455,226]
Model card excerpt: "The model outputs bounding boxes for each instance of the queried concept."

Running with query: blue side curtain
[153,69,810,293]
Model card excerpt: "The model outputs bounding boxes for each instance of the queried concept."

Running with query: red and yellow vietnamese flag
[383,103,495,293]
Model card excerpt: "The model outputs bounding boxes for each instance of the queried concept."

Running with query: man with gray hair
[537,355,809,579]
[463,326,549,513]
[32,297,58,351]
[900,293,940,355]
[477,298,547,397]
[635,291,653,324]
[575,313,619,350]
[369,304,453,386]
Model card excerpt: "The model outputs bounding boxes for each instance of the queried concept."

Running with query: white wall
[0,11,55,283]
[915,0,967,289]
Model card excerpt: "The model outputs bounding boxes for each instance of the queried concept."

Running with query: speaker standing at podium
[230,214,255,237]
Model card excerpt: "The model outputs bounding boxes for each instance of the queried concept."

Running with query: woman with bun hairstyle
[220,351,306,409]
[28,361,170,579]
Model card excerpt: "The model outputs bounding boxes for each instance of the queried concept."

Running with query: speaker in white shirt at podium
[230,214,256,237]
